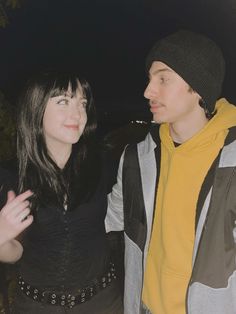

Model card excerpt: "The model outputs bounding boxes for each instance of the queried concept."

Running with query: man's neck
[169,114,209,144]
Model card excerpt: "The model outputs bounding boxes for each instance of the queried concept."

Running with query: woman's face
[43,84,87,157]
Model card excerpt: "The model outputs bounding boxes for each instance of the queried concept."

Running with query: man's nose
[144,82,156,100]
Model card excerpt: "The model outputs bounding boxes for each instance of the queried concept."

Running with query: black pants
[11,280,123,314]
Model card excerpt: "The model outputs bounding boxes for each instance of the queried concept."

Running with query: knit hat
[146,30,225,113]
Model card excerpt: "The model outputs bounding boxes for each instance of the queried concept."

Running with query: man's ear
[199,98,214,119]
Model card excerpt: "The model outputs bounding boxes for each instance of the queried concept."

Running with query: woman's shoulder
[0,159,18,208]
[0,158,18,189]
[0,157,18,174]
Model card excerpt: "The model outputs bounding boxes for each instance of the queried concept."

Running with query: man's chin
[152,114,165,124]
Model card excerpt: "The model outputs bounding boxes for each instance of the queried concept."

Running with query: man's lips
[150,104,164,112]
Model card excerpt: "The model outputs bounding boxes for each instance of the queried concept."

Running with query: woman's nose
[70,105,81,120]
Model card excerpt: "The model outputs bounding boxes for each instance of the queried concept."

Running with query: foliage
[0,0,24,27]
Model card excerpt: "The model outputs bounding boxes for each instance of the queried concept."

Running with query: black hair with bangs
[17,69,101,211]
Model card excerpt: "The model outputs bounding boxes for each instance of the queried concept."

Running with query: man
[106,30,236,314]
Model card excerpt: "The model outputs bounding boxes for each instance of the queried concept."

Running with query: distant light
[131,120,148,124]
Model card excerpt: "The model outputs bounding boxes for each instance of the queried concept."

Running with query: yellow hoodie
[142,99,236,314]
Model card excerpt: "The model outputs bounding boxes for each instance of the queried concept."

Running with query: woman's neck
[47,143,72,169]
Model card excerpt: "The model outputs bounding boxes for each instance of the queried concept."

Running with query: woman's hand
[0,190,33,246]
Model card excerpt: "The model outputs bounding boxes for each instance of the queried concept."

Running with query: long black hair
[17,69,101,210]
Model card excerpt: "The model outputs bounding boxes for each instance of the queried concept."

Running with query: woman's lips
[64,125,79,130]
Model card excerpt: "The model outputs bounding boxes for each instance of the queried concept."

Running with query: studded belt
[18,262,117,308]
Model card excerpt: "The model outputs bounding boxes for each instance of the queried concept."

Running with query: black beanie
[146,30,225,113]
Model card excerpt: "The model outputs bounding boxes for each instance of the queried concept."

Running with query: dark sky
[0,0,236,123]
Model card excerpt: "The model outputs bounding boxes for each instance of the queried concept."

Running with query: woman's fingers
[0,190,33,225]
[10,201,30,220]
[1,190,33,215]
[6,190,16,203]
[20,215,34,230]
[16,207,31,222]
[0,190,34,243]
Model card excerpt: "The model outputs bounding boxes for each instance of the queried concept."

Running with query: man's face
[144,61,201,125]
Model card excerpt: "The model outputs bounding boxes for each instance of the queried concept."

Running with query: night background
[0,1,236,311]
[0,0,236,134]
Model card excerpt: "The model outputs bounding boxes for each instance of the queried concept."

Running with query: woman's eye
[57,99,68,105]
[82,101,87,108]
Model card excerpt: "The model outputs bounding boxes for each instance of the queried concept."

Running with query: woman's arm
[0,190,33,263]
[0,239,23,263]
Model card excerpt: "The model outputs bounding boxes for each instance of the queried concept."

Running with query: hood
[160,98,236,153]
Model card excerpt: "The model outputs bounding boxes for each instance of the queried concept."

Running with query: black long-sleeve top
[0,155,116,293]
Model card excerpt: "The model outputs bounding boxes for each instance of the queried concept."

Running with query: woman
[0,70,123,313]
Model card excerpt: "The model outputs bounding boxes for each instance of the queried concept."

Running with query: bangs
[48,74,84,98]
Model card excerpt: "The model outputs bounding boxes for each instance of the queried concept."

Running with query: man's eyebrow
[149,68,173,76]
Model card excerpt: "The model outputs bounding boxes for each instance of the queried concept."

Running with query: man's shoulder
[218,127,236,168]
[136,129,158,155]
[225,126,236,146]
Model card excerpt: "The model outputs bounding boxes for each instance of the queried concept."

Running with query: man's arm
[105,151,125,232]
[0,190,33,263]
